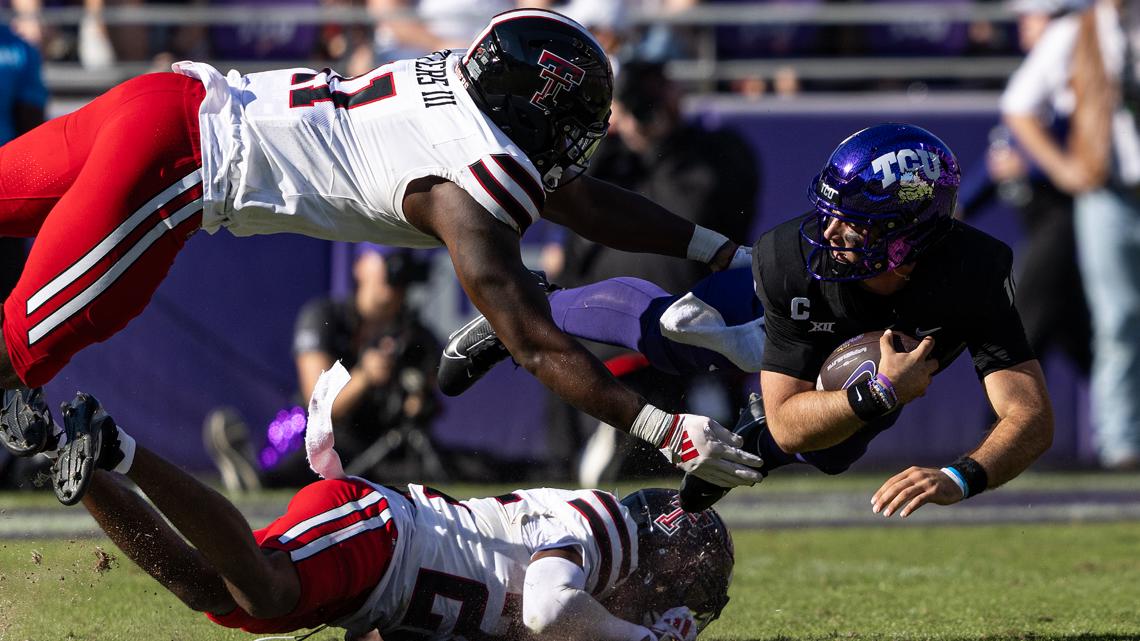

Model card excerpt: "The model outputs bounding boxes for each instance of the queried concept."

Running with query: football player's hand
[659,414,764,488]
[877,330,938,404]
[708,241,738,272]
[871,465,964,518]
[649,606,698,641]
[727,244,753,271]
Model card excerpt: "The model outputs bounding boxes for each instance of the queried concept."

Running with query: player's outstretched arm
[523,548,657,641]
[967,359,1054,486]
[870,360,1053,518]
[406,178,762,488]
[544,175,738,270]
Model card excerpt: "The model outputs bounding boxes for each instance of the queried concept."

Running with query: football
[816,330,920,391]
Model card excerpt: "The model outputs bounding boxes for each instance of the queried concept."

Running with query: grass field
[2,473,1139,641]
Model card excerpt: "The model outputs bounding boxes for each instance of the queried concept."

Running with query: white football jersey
[173,51,546,247]
[337,483,639,639]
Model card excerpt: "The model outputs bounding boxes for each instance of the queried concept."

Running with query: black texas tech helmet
[613,488,735,632]
[460,9,613,191]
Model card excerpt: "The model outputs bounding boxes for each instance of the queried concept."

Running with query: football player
[50,392,733,641]
[0,8,763,501]
[441,124,1055,517]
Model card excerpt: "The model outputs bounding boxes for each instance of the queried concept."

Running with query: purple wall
[44,233,331,469]
[40,105,1091,471]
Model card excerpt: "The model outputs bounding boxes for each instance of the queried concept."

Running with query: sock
[111,426,136,475]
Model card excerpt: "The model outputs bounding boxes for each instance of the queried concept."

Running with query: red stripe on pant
[0,73,206,387]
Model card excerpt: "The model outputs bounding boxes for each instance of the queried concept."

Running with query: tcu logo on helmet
[531,49,585,110]
[870,148,941,188]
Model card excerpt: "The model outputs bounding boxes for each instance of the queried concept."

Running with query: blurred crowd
[0,0,1081,96]
[1,0,1138,491]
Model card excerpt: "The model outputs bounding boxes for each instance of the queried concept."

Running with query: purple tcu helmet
[802,123,961,281]
[461,9,613,191]
[606,488,734,632]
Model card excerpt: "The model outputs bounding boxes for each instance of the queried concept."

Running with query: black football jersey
[753,215,1035,382]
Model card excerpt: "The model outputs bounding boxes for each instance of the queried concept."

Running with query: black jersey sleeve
[753,225,828,382]
[965,242,1036,377]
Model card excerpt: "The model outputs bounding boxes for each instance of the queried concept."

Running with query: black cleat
[0,387,56,457]
[437,270,558,397]
[51,392,123,506]
[678,393,767,512]
[438,313,510,397]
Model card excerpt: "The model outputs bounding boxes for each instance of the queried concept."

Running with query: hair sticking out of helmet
[608,488,734,633]
[460,9,613,191]
[802,123,961,282]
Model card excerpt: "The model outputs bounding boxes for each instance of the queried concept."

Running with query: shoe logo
[915,326,942,338]
[442,316,485,360]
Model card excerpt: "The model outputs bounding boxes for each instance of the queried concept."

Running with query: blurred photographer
[294,245,439,443]
[205,244,442,491]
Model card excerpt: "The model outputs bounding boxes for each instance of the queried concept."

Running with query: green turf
[2,521,1138,641]
[3,470,1138,511]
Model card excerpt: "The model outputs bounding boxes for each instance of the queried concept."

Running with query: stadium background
[13,1,1089,472]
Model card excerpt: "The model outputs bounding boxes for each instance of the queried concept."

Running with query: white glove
[649,607,699,641]
[631,405,764,488]
[727,244,753,270]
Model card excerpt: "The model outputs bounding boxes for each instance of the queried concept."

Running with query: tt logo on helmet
[871,148,941,188]
[531,50,585,110]
[654,506,712,536]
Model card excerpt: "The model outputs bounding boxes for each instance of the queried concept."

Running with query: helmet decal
[531,50,586,110]
[460,8,613,191]
[802,123,961,281]
[615,488,734,632]
[652,497,717,536]
[871,148,941,188]
[896,174,934,203]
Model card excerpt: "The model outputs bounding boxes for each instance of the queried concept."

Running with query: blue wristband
[940,466,969,498]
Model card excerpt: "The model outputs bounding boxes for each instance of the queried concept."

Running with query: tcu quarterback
[51,391,734,641]
[438,124,1055,517]
[0,9,762,503]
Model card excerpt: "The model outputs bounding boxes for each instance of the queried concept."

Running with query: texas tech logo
[653,496,715,536]
[531,50,585,110]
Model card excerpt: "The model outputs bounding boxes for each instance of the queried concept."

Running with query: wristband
[875,373,897,405]
[728,245,753,270]
[944,456,989,498]
[847,378,898,422]
[629,403,677,448]
[940,466,969,498]
[686,226,731,264]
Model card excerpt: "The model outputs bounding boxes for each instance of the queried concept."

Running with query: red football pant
[208,478,399,633]
[0,73,205,387]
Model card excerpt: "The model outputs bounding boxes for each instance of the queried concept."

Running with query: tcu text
[871,148,941,188]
